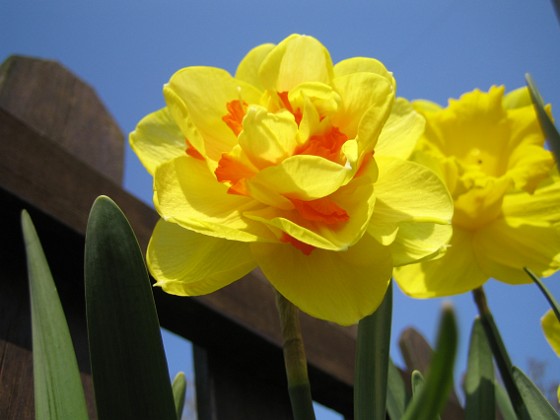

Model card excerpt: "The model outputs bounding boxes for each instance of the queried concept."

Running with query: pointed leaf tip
[85,196,176,420]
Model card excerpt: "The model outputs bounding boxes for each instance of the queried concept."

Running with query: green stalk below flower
[275,291,316,420]
[354,281,393,420]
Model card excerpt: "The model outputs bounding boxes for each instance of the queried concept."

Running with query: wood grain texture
[0,55,124,184]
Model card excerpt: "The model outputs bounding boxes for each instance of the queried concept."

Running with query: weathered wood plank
[0,55,124,184]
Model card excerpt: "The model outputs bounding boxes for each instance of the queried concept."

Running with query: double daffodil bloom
[131,34,453,325]
[395,86,560,298]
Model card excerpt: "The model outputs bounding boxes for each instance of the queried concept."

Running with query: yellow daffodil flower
[395,86,560,298]
[542,309,560,357]
[130,34,453,325]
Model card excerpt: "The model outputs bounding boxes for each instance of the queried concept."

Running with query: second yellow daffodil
[395,86,560,298]
[131,34,453,325]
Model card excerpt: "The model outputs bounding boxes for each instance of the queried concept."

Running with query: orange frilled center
[186,92,352,254]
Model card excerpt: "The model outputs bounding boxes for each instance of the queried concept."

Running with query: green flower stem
[275,291,316,420]
[354,281,392,420]
[524,267,560,321]
[472,287,529,420]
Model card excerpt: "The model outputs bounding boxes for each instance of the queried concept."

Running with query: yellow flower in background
[395,86,560,298]
[131,34,453,325]
[542,309,560,357]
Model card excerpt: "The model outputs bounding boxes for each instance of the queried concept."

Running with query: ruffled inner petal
[249,154,354,200]
[154,155,273,242]
[245,158,378,251]
[331,72,393,140]
[164,66,262,163]
[259,34,334,92]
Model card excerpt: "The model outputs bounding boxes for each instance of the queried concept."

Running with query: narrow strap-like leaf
[85,196,176,420]
[401,304,458,420]
[21,210,89,420]
[172,372,187,420]
[526,73,560,166]
[473,287,530,419]
[524,267,560,321]
[495,380,517,420]
[513,366,560,419]
[465,318,495,420]
[354,281,393,420]
[386,358,407,420]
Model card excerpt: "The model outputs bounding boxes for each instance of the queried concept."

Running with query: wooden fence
[0,54,360,419]
[0,55,461,419]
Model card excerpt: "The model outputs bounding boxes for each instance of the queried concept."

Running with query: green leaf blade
[386,359,408,420]
[513,366,560,419]
[526,73,560,167]
[401,304,458,420]
[21,210,89,420]
[172,372,187,420]
[465,318,495,420]
[85,196,176,420]
[495,380,517,420]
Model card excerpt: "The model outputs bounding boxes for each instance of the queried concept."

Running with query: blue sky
[4,1,560,418]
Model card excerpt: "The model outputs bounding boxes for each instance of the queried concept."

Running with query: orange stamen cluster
[217,93,352,256]
[222,100,248,136]
[295,127,348,164]
[214,154,255,195]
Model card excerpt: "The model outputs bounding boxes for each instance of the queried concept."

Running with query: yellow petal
[148,219,256,295]
[259,34,333,92]
[376,98,424,160]
[413,99,443,113]
[332,72,394,139]
[503,178,560,224]
[473,218,560,283]
[251,232,392,325]
[453,176,512,230]
[246,159,378,251]
[541,309,560,357]
[164,66,261,162]
[394,228,488,298]
[235,43,275,89]
[503,86,532,109]
[249,154,353,200]
[238,106,299,167]
[154,155,273,242]
[333,57,395,91]
[129,108,185,175]
[390,222,452,266]
[507,143,554,192]
[368,156,453,244]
